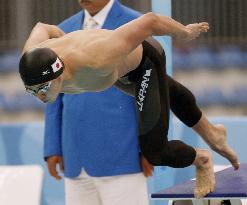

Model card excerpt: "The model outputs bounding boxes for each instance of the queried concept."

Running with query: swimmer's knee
[169,77,197,105]
[168,77,202,127]
[164,140,196,168]
[141,140,196,168]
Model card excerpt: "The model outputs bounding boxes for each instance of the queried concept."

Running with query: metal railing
[172,0,247,45]
[0,0,80,51]
[0,0,246,50]
[0,0,18,50]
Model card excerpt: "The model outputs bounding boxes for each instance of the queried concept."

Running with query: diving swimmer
[19,12,239,198]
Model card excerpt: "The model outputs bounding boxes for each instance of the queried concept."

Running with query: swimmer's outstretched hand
[22,22,65,55]
[184,22,209,41]
[47,155,64,180]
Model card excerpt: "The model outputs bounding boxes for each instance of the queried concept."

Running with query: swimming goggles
[25,81,52,95]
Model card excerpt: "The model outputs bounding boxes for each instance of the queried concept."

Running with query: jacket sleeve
[43,94,64,159]
[43,12,83,160]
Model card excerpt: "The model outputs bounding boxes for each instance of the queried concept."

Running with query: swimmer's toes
[210,184,215,193]
[232,161,240,170]
[194,190,201,199]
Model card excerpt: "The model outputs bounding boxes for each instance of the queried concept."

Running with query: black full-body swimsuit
[115,37,202,168]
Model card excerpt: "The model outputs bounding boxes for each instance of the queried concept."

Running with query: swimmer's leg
[166,76,238,196]
[134,39,218,198]
[167,76,239,170]
[134,41,196,168]
[167,75,202,127]
[193,115,239,170]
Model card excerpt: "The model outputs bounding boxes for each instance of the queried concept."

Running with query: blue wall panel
[0,117,247,204]
[0,123,65,205]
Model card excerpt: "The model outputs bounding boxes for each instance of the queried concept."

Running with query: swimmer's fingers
[47,155,63,180]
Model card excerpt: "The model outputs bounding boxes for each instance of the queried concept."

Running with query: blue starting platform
[151,164,247,205]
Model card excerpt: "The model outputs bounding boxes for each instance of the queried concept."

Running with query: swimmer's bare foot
[209,124,239,170]
[193,149,215,198]
[193,115,239,170]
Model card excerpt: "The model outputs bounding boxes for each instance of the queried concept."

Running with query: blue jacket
[44,0,141,178]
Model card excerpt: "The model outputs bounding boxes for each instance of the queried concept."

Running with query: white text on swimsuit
[137,69,152,111]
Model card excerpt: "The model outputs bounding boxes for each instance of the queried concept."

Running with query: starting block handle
[169,199,242,205]
[230,199,242,205]
[192,200,206,205]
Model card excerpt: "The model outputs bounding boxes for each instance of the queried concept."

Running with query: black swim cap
[19,47,64,86]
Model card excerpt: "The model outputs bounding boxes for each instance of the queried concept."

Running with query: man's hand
[184,22,209,41]
[46,155,64,180]
[141,155,154,177]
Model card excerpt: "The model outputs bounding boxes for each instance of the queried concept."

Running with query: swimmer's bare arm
[22,22,65,54]
[108,12,209,56]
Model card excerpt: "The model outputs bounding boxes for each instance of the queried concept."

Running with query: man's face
[78,0,110,15]
[25,77,62,103]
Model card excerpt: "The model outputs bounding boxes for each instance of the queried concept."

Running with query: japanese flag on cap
[51,57,63,73]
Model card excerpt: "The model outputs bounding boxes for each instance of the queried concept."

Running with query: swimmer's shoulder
[67,28,112,36]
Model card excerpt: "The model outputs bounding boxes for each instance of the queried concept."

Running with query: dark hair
[19,47,64,86]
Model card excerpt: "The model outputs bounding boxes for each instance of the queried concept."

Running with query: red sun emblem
[56,63,60,68]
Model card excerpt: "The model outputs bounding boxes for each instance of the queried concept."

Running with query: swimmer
[19,12,239,198]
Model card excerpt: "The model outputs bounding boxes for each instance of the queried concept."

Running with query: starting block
[151,164,247,205]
